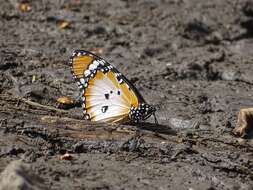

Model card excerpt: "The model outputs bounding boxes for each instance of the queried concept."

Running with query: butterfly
[69,50,157,124]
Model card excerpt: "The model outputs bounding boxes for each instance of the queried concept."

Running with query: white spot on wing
[93,60,100,67]
[84,70,91,77]
[80,78,85,84]
[89,64,97,70]
[99,60,105,65]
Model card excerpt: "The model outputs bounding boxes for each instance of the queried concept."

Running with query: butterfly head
[130,103,157,123]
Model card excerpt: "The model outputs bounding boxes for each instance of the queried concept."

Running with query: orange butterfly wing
[70,50,141,123]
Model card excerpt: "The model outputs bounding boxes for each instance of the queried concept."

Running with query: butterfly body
[69,50,156,123]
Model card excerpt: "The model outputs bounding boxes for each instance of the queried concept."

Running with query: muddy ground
[1,0,253,189]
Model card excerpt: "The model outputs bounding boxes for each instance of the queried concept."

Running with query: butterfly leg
[74,89,84,107]
[153,113,159,125]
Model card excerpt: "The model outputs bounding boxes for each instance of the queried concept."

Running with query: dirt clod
[0,161,46,190]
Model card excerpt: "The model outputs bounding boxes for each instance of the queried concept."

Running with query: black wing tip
[70,50,92,58]
[68,50,92,66]
[69,49,106,66]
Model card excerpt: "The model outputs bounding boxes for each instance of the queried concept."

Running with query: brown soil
[1,0,253,189]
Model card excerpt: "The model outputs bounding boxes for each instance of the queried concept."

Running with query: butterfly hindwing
[84,71,135,123]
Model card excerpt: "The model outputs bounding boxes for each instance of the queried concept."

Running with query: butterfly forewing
[71,54,94,81]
